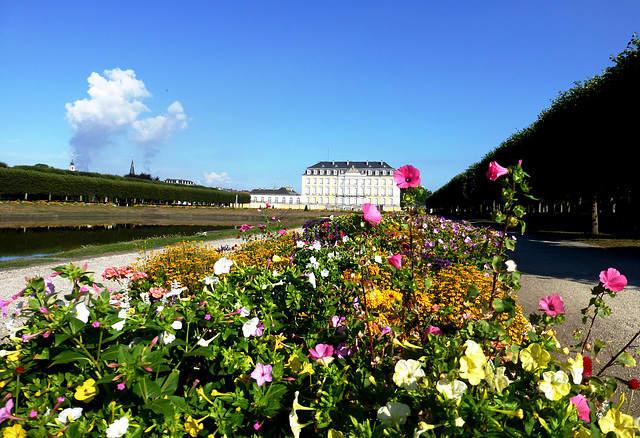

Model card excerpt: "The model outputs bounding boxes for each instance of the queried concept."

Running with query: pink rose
[599,268,627,292]
[486,161,509,181]
[539,294,564,317]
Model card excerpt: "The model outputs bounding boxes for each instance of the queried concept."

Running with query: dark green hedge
[0,167,249,205]
[426,34,640,233]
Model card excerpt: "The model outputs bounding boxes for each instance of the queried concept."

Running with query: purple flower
[0,399,25,424]
[426,325,443,336]
[250,363,273,386]
[92,321,100,328]
[309,343,335,365]
[335,342,353,359]
[0,298,15,317]
[44,278,55,295]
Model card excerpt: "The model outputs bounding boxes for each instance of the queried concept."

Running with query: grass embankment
[0,202,338,269]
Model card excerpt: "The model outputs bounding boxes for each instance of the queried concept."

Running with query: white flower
[309,272,316,289]
[436,379,467,400]
[235,303,250,317]
[111,308,127,331]
[454,417,465,427]
[213,257,233,275]
[310,241,322,251]
[374,255,383,264]
[377,401,411,426]
[171,320,183,330]
[393,359,425,391]
[197,333,219,347]
[306,256,320,269]
[57,407,83,424]
[321,269,330,278]
[162,331,176,345]
[106,416,130,438]
[74,302,90,324]
[505,260,517,272]
[202,276,219,286]
[565,353,584,384]
[296,240,305,248]
[242,317,261,337]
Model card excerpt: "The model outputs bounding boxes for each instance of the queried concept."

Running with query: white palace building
[249,161,401,211]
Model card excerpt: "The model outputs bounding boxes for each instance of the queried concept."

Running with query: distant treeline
[0,164,249,206]
[426,34,640,235]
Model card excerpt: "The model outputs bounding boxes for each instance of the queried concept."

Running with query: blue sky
[1,2,639,193]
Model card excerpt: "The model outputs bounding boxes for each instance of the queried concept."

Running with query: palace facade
[301,161,400,210]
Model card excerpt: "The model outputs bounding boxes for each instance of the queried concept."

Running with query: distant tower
[129,159,135,176]
[69,158,76,172]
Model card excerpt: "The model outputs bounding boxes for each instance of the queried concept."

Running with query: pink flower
[387,254,402,269]
[362,203,382,225]
[539,294,565,317]
[426,325,443,336]
[250,363,273,386]
[486,161,509,181]
[599,268,627,292]
[394,165,421,188]
[569,394,590,421]
[0,399,25,424]
[308,343,334,365]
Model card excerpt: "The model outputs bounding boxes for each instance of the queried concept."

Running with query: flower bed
[1,163,639,437]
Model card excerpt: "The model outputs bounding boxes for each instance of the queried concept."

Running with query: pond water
[0,224,232,261]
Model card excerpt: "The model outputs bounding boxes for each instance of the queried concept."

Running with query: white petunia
[309,272,316,289]
[377,401,410,427]
[321,269,330,278]
[242,317,261,337]
[197,333,219,347]
[436,379,467,400]
[74,302,90,324]
[214,257,233,275]
[57,407,83,424]
[162,331,176,345]
[393,359,425,391]
[171,320,183,330]
[110,308,127,331]
[106,416,130,438]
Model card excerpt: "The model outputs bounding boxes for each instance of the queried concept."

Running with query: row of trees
[0,165,249,206]
[426,34,640,235]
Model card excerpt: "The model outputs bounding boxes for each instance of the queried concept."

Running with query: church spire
[129,158,135,176]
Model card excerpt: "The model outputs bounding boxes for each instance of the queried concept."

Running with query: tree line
[426,34,640,235]
[0,164,249,206]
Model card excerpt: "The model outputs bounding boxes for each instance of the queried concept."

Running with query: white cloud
[203,171,232,186]
[65,68,186,170]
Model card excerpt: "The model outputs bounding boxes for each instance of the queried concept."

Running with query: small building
[165,178,195,185]
[249,187,303,209]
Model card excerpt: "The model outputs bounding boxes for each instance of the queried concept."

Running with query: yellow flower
[599,408,635,438]
[520,343,551,372]
[537,370,571,401]
[184,415,204,437]
[6,352,21,362]
[459,340,487,385]
[2,424,26,438]
[74,378,99,402]
[565,353,584,384]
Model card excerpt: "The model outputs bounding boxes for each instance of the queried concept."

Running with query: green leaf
[134,376,162,400]
[159,371,180,396]
[466,284,480,300]
[142,398,175,418]
[615,352,636,367]
[50,350,93,366]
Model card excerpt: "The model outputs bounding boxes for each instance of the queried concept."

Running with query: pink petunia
[250,363,273,386]
[387,254,402,269]
[426,325,443,336]
[539,294,565,317]
[486,161,509,181]
[599,268,627,292]
[393,165,422,188]
[362,203,382,225]
[569,394,590,421]
[308,343,334,365]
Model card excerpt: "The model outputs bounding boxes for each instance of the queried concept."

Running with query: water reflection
[0,224,231,261]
